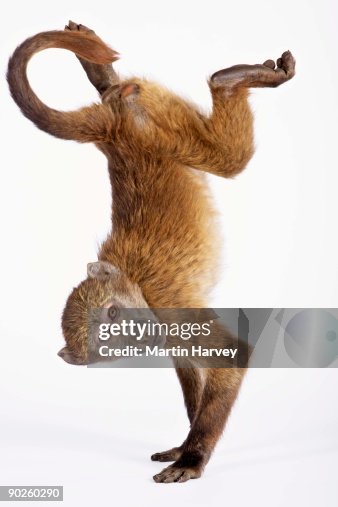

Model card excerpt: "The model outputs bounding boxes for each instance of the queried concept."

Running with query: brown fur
[7,23,295,483]
[7,30,119,141]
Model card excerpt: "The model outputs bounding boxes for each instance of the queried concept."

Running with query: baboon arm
[180,367,245,462]
[175,366,205,425]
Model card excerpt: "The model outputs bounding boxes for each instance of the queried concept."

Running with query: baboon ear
[87,261,117,280]
[58,346,84,365]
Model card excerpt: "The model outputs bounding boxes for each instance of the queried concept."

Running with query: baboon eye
[108,305,119,321]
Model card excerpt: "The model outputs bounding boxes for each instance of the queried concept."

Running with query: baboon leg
[138,51,294,178]
[65,21,119,94]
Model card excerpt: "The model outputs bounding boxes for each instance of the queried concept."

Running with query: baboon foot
[64,20,119,93]
[211,50,296,89]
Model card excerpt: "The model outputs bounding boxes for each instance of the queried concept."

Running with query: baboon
[7,21,295,482]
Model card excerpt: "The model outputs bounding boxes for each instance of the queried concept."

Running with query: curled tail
[7,30,119,142]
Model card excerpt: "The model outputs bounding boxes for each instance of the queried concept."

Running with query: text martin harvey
[99,345,238,358]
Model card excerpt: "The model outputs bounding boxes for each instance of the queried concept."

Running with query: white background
[1,0,338,505]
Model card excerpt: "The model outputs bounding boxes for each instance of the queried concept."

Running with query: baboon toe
[277,50,296,78]
[65,21,95,35]
[263,59,276,69]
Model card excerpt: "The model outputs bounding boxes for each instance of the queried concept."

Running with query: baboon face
[58,261,150,365]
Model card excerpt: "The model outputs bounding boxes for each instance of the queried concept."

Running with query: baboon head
[58,261,151,365]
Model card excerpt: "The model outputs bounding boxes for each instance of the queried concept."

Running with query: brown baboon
[7,21,295,483]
